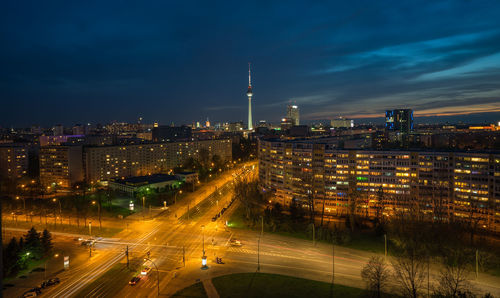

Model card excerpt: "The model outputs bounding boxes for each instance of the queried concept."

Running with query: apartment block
[39,145,83,188]
[259,138,500,230]
[0,144,29,180]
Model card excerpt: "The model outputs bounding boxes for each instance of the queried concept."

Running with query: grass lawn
[172,282,207,298]
[2,219,122,237]
[212,273,383,298]
[228,205,386,254]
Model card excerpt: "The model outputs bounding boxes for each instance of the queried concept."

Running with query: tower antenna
[248,62,252,87]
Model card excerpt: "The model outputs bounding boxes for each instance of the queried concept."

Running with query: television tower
[247,62,253,130]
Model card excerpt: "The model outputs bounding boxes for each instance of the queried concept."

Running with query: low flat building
[108,174,182,196]
[175,171,199,184]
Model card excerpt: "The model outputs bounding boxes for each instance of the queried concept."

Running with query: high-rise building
[39,145,83,188]
[0,144,29,179]
[258,138,500,231]
[385,109,413,134]
[286,105,299,126]
[247,63,253,130]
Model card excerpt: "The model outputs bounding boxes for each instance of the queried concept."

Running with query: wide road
[22,160,500,297]
[33,162,256,298]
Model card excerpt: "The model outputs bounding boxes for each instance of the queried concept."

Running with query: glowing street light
[143,257,160,296]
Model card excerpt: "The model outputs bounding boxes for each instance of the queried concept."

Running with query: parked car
[22,287,41,297]
[129,276,141,285]
[41,277,60,288]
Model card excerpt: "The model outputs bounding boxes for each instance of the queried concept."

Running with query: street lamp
[174,190,183,204]
[16,196,26,216]
[201,225,205,256]
[92,201,101,231]
[44,253,60,280]
[144,258,160,296]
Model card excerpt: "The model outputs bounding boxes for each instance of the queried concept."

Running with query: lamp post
[144,257,160,296]
[201,225,205,256]
[258,216,263,272]
[92,201,101,231]
[142,196,146,219]
[174,190,182,204]
[44,253,60,280]
[89,221,92,236]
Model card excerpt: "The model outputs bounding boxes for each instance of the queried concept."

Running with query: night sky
[2,1,500,127]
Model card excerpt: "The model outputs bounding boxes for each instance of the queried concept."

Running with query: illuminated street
[4,161,498,297]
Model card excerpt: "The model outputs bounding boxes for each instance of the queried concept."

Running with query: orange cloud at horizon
[331,102,500,119]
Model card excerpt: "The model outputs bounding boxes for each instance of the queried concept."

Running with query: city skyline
[2,1,500,127]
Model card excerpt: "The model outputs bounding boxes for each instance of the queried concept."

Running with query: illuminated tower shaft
[247,63,253,130]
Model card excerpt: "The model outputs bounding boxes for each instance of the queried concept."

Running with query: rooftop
[112,174,178,186]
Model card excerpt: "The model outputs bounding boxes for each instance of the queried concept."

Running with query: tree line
[3,227,53,278]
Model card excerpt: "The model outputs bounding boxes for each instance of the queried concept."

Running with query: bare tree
[391,249,426,298]
[434,249,474,297]
[361,256,390,298]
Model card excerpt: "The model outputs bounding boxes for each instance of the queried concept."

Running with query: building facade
[385,109,413,134]
[39,145,83,188]
[259,138,500,231]
[286,105,300,126]
[331,117,354,128]
[84,139,232,183]
[0,144,29,180]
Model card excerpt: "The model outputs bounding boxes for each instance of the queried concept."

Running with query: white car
[229,239,242,246]
[141,267,152,276]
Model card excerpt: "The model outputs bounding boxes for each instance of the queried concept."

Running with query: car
[229,239,242,246]
[41,277,60,288]
[22,287,41,297]
[81,240,95,246]
[129,276,141,285]
[141,267,152,276]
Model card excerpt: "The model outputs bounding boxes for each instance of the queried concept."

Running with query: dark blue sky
[2,0,500,127]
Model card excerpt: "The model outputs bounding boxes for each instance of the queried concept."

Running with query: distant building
[39,145,83,188]
[223,121,244,132]
[331,117,354,128]
[152,125,192,142]
[31,126,42,135]
[53,124,64,136]
[0,144,29,180]
[39,135,83,146]
[280,118,293,131]
[258,120,268,127]
[84,139,232,183]
[385,109,413,134]
[289,125,309,137]
[136,132,153,141]
[72,124,85,135]
[286,105,300,126]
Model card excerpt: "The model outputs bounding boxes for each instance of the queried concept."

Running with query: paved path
[202,279,220,298]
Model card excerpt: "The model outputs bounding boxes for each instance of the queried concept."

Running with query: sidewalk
[202,279,220,298]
